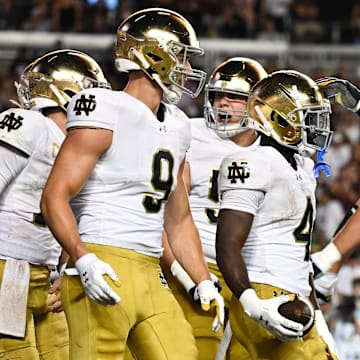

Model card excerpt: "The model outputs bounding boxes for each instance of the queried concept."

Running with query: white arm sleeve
[0,145,27,193]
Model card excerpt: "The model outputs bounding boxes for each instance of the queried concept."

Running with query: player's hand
[48,277,63,313]
[239,288,303,342]
[315,310,340,360]
[197,280,225,332]
[314,271,338,304]
[189,272,222,301]
[75,253,121,306]
[316,77,360,112]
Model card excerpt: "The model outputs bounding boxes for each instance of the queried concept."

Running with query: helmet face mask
[204,88,249,138]
[248,70,333,156]
[289,103,333,152]
[17,49,111,111]
[115,8,206,104]
[204,57,267,138]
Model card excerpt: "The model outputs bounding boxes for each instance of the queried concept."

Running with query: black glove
[316,77,360,113]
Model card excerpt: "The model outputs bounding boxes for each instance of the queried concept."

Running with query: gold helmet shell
[115,7,206,104]
[247,70,333,156]
[17,49,110,110]
[204,57,267,138]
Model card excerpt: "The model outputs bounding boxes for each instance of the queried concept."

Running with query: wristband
[170,260,195,292]
[312,243,341,273]
[239,288,258,317]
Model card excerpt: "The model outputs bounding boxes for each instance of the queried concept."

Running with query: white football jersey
[0,108,63,266]
[67,89,191,257]
[218,144,316,296]
[187,118,260,263]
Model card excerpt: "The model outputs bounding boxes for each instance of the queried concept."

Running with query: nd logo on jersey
[227,160,250,184]
[0,112,23,132]
[73,94,96,116]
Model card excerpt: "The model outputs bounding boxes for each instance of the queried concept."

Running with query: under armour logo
[227,160,250,184]
[0,112,23,132]
[73,94,96,116]
[158,271,168,288]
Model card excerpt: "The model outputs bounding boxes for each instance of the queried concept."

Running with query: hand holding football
[278,294,315,335]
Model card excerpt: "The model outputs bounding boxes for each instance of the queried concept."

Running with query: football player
[311,77,360,277]
[161,57,267,360]
[302,77,360,324]
[216,70,336,359]
[0,49,110,359]
[40,8,224,360]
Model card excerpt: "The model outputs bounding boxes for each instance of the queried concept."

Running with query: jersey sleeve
[66,88,118,130]
[0,108,44,156]
[218,148,271,213]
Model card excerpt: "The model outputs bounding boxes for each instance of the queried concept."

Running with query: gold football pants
[164,262,251,360]
[0,260,69,360]
[229,283,329,360]
[62,243,198,360]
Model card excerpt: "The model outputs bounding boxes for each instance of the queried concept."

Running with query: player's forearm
[215,209,253,298]
[161,231,176,268]
[216,239,250,298]
[41,194,88,262]
[166,216,210,284]
[332,209,360,259]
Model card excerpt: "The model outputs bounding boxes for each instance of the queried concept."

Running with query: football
[278,295,315,335]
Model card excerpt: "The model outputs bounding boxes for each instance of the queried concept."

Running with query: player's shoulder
[0,108,48,136]
[0,108,48,155]
[218,145,275,191]
[67,88,138,129]
[68,87,124,113]
[0,107,44,124]
[220,143,275,167]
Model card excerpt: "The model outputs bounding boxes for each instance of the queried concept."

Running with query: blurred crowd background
[1,0,360,357]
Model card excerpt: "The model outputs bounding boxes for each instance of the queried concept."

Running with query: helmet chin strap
[297,142,316,157]
[152,73,182,104]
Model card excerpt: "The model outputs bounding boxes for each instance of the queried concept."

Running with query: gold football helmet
[115,7,206,104]
[17,49,111,110]
[247,70,333,156]
[204,57,267,138]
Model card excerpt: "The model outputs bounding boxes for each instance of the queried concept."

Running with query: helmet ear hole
[147,53,162,63]
[64,90,76,97]
[271,111,288,128]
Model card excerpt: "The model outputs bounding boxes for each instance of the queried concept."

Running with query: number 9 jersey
[66,88,191,257]
[218,142,316,296]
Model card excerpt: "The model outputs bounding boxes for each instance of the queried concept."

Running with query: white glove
[314,272,338,304]
[171,261,224,332]
[75,253,121,306]
[315,309,339,360]
[190,272,222,301]
[198,280,225,332]
[239,288,303,342]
